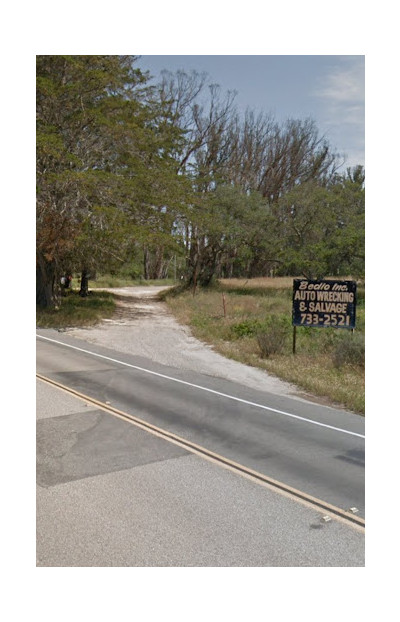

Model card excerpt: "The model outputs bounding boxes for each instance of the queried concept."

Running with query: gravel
[65,286,298,398]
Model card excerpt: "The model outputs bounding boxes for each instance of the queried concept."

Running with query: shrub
[332,332,365,368]
[231,319,262,338]
[256,316,290,358]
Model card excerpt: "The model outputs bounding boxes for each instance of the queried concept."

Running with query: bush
[256,316,290,358]
[332,332,365,368]
[231,319,262,338]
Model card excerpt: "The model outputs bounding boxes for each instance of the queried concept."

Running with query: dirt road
[65,286,298,398]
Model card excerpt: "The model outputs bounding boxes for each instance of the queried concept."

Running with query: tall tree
[36,55,186,305]
[153,71,342,286]
[37,55,149,305]
[272,168,364,278]
[323,165,365,277]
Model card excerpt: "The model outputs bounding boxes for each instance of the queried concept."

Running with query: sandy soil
[65,286,299,398]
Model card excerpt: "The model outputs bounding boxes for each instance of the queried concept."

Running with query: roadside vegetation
[36,288,116,329]
[163,277,365,414]
[36,274,365,413]
[36,274,174,328]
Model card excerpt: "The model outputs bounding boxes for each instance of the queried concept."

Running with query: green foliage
[256,315,291,358]
[36,290,115,328]
[273,178,364,279]
[37,56,364,308]
[231,319,263,338]
[332,332,365,368]
[36,55,188,305]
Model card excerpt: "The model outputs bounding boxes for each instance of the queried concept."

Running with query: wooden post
[192,272,197,297]
[292,325,297,355]
[222,293,227,318]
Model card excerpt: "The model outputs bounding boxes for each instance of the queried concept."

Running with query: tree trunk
[79,269,89,296]
[143,247,150,280]
[36,252,57,308]
[153,245,165,280]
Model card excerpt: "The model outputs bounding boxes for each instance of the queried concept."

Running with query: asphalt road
[36,329,365,566]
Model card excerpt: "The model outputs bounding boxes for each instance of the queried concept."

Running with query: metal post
[292,326,297,355]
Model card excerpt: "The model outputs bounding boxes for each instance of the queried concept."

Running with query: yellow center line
[36,373,365,532]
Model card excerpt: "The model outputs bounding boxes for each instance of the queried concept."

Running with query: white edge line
[36,334,365,439]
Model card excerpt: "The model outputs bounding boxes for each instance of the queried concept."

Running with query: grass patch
[36,275,174,329]
[165,277,365,414]
[90,275,175,288]
[36,290,116,329]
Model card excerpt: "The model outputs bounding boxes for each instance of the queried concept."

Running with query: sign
[292,279,356,329]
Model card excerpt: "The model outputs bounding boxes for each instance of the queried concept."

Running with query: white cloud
[315,57,364,125]
[314,57,365,167]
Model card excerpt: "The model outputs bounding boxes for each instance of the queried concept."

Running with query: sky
[137,55,365,171]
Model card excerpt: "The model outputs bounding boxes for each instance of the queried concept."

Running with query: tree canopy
[37,56,364,307]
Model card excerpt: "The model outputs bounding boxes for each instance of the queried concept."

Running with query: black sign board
[292,279,356,329]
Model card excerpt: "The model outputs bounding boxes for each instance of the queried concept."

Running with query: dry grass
[221,277,296,290]
[165,278,365,414]
[260,355,365,413]
[221,276,359,290]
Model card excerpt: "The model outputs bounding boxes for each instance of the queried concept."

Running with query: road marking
[36,373,365,531]
[36,334,365,439]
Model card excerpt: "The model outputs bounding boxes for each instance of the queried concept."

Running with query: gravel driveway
[65,286,298,398]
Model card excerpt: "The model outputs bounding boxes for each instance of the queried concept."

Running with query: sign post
[292,279,357,353]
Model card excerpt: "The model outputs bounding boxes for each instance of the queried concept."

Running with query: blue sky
[137,55,364,171]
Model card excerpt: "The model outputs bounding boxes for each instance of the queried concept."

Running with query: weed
[231,320,262,338]
[256,316,291,358]
[332,332,365,369]
[36,290,115,328]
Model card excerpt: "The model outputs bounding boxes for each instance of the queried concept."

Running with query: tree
[153,72,342,286]
[37,55,149,305]
[272,169,364,279]
[155,70,237,176]
[36,55,187,305]
[324,166,365,277]
[153,70,240,286]
[37,57,363,304]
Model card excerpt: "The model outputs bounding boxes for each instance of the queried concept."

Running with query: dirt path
[66,286,299,398]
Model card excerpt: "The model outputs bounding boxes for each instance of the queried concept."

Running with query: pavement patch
[36,409,189,487]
